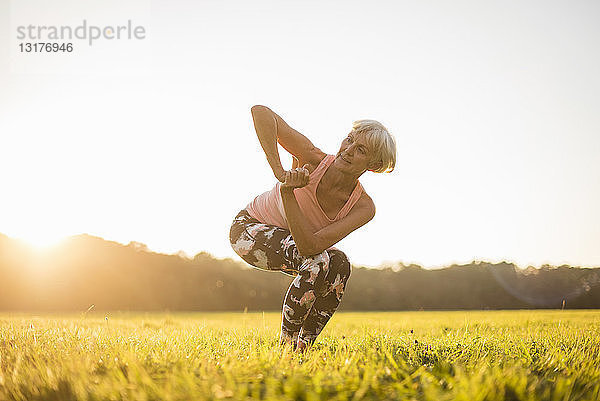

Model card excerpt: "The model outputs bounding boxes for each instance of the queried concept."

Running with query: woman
[229,105,396,352]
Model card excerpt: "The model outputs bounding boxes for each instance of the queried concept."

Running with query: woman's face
[334,131,378,175]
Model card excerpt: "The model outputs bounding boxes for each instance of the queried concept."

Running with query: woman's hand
[280,164,310,189]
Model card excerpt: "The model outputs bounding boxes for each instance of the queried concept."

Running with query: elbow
[251,105,271,115]
[296,240,325,258]
[297,246,315,258]
[297,246,321,258]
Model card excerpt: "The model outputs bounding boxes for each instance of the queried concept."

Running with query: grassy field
[1,311,599,401]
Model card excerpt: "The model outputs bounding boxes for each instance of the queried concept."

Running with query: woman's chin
[333,159,348,170]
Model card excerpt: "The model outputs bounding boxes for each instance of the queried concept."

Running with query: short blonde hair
[352,119,397,173]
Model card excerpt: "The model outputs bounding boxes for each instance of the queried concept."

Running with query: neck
[322,163,363,193]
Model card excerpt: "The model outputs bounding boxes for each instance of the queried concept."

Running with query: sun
[15,231,68,251]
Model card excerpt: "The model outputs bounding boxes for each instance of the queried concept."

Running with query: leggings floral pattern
[229,209,351,349]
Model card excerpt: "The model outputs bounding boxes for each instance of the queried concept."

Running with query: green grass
[1,311,599,400]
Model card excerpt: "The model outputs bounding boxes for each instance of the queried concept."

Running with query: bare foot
[296,340,308,353]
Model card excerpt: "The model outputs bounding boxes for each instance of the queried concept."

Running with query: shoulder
[353,190,376,220]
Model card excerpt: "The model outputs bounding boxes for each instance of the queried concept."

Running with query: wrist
[275,169,286,182]
[280,185,294,194]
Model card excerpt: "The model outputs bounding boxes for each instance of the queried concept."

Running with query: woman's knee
[327,249,351,280]
[229,220,244,246]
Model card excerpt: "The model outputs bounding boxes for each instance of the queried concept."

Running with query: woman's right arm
[250,105,325,182]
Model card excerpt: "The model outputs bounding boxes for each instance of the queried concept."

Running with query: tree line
[1,233,599,311]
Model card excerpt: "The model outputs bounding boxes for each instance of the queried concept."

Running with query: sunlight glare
[15,232,68,251]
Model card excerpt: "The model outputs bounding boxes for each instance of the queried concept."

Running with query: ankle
[296,339,309,353]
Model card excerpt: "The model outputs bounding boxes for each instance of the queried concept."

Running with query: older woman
[229,105,396,352]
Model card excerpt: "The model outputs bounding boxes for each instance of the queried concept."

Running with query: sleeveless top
[245,154,364,232]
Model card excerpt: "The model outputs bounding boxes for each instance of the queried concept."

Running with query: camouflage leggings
[229,209,351,349]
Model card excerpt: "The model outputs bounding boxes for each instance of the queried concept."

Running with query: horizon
[2,230,598,271]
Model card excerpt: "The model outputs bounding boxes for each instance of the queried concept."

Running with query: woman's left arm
[280,173,375,256]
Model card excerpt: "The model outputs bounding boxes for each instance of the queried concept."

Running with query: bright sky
[1,0,599,268]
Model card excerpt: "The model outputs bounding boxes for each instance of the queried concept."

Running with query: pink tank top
[245,154,364,232]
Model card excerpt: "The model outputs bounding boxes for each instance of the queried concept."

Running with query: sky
[0,0,599,268]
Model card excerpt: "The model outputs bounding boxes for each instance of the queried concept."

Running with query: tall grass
[1,311,599,400]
